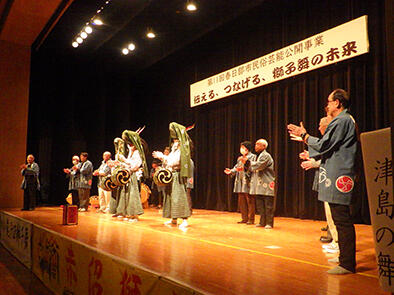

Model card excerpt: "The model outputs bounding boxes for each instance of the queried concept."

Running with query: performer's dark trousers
[158,191,163,207]
[150,185,159,205]
[330,203,356,272]
[23,185,37,210]
[238,193,255,223]
[256,195,274,227]
[70,189,79,207]
[78,188,90,210]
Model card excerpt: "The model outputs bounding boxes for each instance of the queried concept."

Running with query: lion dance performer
[115,128,148,222]
[152,122,194,229]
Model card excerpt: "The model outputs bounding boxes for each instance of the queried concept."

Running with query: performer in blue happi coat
[288,89,358,275]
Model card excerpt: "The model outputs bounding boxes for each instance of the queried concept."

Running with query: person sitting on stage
[244,139,275,229]
[152,122,193,229]
[63,155,80,207]
[224,141,256,225]
[114,130,148,222]
[93,151,112,213]
[20,154,40,211]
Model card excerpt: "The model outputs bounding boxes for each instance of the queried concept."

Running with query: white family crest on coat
[319,167,327,183]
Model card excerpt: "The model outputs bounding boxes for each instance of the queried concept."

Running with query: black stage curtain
[28,0,390,222]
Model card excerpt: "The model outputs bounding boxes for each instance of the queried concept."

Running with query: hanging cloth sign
[190,15,369,107]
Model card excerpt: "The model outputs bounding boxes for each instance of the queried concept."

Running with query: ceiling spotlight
[76,37,83,44]
[85,26,93,34]
[186,2,197,11]
[128,43,136,51]
[81,32,88,39]
[72,42,79,48]
[93,19,103,25]
[146,31,156,39]
[122,48,129,55]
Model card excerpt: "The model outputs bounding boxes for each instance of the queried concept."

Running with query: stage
[0,207,386,295]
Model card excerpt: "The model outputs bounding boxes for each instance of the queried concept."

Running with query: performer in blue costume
[288,89,357,275]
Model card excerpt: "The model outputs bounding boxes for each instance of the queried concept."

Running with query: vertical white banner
[361,128,393,292]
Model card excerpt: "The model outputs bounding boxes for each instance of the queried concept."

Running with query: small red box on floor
[61,205,78,225]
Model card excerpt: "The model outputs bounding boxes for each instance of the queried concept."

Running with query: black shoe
[21,208,29,211]
[28,208,35,211]
[256,224,265,227]
[321,225,328,231]
[246,221,255,225]
[237,220,247,224]
[320,236,333,243]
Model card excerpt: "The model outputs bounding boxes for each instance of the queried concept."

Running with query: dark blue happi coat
[307,109,357,205]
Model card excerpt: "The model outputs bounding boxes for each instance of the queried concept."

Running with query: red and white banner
[190,15,369,107]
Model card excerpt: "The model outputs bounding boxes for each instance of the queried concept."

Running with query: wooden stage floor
[5,207,386,295]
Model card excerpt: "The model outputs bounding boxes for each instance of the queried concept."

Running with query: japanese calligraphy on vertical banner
[361,127,393,292]
[190,15,369,107]
[31,225,197,295]
[0,212,32,268]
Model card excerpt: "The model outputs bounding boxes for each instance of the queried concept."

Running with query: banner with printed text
[361,128,393,292]
[32,225,200,295]
[190,15,369,107]
[0,211,32,268]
